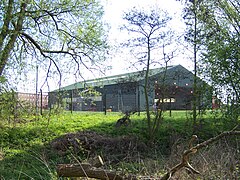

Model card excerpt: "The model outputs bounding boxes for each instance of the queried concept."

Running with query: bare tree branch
[161,129,240,180]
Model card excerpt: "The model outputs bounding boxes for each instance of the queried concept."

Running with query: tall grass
[0,110,238,179]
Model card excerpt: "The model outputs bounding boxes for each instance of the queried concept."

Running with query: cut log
[57,163,137,180]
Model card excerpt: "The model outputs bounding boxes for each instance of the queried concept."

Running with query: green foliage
[181,0,240,128]
[195,0,240,121]
[0,0,108,86]
[79,86,102,106]
[0,90,19,124]
[0,88,37,125]
[0,111,237,179]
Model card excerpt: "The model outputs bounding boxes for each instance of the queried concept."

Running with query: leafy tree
[180,0,239,124]
[121,7,174,140]
[0,89,18,125]
[180,0,203,131]
[179,0,217,131]
[197,0,240,122]
[0,0,108,87]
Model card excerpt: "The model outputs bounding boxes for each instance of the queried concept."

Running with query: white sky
[18,0,193,93]
[102,0,192,76]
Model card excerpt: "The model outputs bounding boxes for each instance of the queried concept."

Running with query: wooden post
[40,89,43,115]
[137,85,140,116]
[104,93,107,115]
[169,97,172,117]
[35,65,38,115]
[71,90,73,114]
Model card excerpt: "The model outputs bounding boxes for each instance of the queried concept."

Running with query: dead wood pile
[55,128,240,179]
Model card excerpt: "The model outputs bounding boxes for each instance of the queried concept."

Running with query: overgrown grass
[0,110,238,179]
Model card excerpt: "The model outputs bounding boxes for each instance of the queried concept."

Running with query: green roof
[51,65,177,92]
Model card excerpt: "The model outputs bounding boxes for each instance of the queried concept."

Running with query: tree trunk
[192,0,198,132]
[0,1,27,75]
[144,37,152,139]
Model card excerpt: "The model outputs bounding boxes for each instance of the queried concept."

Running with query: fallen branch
[57,155,137,179]
[57,163,137,180]
[161,130,240,180]
[58,164,118,179]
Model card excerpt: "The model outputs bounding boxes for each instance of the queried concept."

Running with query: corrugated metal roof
[51,65,178,92]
